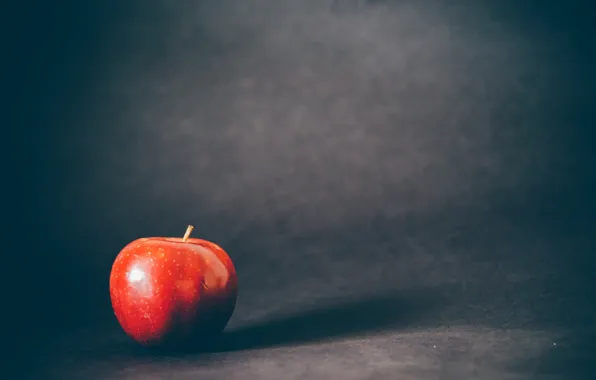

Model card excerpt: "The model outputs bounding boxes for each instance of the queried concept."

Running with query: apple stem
[182,225,194,242]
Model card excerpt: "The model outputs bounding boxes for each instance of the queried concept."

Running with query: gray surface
[48,329,559,380]
[37,224,595,379]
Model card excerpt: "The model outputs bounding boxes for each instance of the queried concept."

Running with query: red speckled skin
[109,237,238,348]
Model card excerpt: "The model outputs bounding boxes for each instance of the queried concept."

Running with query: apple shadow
[86,288,446,360]
[210,288,446,353]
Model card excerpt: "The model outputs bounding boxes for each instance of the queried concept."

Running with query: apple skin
[109,235,238,348]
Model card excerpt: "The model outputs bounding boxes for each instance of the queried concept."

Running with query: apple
[109,225,238,348]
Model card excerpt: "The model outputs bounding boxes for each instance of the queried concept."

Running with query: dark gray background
[7,1,595,379]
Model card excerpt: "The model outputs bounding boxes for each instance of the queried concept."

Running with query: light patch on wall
[77,1,557,235]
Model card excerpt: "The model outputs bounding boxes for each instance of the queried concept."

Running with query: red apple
[109,225,238,348]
